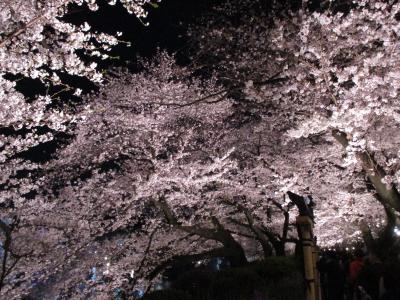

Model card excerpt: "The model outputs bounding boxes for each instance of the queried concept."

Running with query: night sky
[65,0,219,64]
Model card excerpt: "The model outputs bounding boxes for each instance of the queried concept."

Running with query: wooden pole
[296,216,316,300]
[312,246,321,300]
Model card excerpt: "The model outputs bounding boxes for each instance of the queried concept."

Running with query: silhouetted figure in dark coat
[357,253,383,300]
[318,251,346,300]
[348,249,364,300]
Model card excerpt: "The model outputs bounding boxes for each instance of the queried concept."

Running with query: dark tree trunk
[333,130,400,213]
[225,244,248,267]
[155,197,248,269]
[274,243,286,256]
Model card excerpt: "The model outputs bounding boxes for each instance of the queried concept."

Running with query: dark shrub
[382,259,400,300]
[209,268,262,300]
[251,256,301,281]
[265,271,305,300]
[152,257,305,300]
[142,289,193,300]
[173,269,216,299]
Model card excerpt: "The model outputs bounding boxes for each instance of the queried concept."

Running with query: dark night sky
[65,0,219,64]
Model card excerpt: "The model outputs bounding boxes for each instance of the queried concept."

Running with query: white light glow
[394,227,400,237]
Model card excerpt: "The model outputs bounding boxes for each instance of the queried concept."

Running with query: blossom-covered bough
[0,0,158,188]
[0,52,242,298]
[2,0,400,298]
[0,0,157,158]
[189,0,400,249]
[274,0,400,250]
[0,0,160,297]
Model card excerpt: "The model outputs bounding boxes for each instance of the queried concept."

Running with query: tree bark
[226,198,297,257]
[155,197,247,267]
[333,130,400,259]
[332,129,400,212]
[147,246,237,281]
[0,220,12,291]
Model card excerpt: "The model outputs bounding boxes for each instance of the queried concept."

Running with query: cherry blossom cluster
[0,53,238,298]
[2,0,400,298]
[0,0,158,162]
[189,0,397,247]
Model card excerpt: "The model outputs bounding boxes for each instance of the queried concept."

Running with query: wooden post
[296,216,317,300]
[288,191,321,300]
[312,246,321,300]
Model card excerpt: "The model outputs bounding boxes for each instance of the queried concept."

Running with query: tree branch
[224,200,274,256]
[0,219,17,291]
[153,89,228,108]
[130,226,161,288]
[0,0,75,49]
[146,247,230,281]
[332,129,400,212]
[155,197,247,265]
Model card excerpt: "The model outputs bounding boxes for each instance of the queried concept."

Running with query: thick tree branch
[156,197,230,244]
[130,226,161,288]
[269,196,293,243]
[0,14,45,48]
[0,220,28,291]
[227,229,255,239]
[1,0,69,49]
[332,129,400,212]
[224,201,275,256]
[0,220,12,291]
[146,247,231,281]
[155,197,247,265]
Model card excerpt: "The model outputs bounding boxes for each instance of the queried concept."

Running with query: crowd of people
[317,249,399,300]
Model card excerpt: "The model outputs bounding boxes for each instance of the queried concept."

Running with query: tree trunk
[274,242,286,257]
[260,240,274,259]
[155,197,248,267]
[361,198,398,259]
[332,130,400,213]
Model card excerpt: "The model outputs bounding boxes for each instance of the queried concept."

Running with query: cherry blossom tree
[1,51,324,298]
[0,0,160,217]
[0,0,158,158]
[0,0,158,195]
[0,52,246,298]
[1,2,159,295]
[188,0,398,249]
[0,45,353,299]
[268,0,400,249]
[3,0,400,298]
